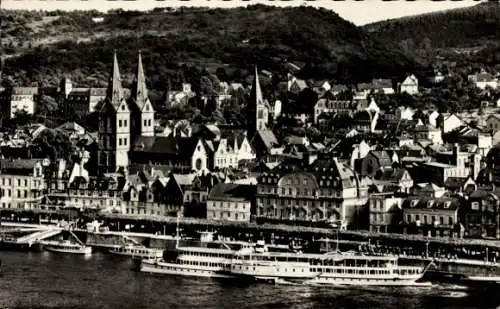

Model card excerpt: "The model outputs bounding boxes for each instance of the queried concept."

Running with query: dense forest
[0,5,420,89]
[365,2,500,49]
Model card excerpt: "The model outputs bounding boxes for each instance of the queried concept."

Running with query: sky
[1,0,481,25]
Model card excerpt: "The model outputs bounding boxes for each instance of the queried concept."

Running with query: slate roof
[376,168,408,183]
[255,130,278,150]
[132,136,200,157]
[370,150,392,167]
[403,196,461,211]
[207,183,255,202]
[0,158,42,175]
[444,177,471,189]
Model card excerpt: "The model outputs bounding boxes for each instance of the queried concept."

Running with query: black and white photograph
[0,0,500,308]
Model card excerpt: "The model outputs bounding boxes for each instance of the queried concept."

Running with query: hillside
[0,5,420,90]
[364,2,500,52]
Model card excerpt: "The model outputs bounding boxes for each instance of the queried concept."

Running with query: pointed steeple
[249,65,264,107]
[106,50,124,108]
[133,50,148,110]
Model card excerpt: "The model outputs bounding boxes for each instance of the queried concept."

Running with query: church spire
[250,65,264,106]
[106,50,124,108]
[133,50,148,110]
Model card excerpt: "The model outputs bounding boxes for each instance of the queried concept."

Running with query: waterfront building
[402,196,463,238]
[66,174,125,211]
[161,173,214,217]
[368,193,404,233]
[465,190,500,239]
[206,183,255,222]
[255,157,368,229]
[0,158,46,210]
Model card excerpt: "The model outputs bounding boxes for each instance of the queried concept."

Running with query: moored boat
[229,241,432,286]
[109,244,164,259]
[140,242,251,279]
[43,239,92,256]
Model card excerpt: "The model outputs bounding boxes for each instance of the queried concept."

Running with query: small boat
[43,239,92,256]
[109,244,164,259]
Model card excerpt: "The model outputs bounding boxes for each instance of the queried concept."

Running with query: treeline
[365,2,500,50]
[2,5,419,87]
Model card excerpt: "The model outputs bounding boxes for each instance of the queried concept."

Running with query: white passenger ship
[140,231,252,278]
[43,239,92,256]
[109,244,164,259]
[230,241,431,286]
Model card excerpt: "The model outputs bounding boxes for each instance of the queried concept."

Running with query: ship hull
[140,260,236,279]
[44,245,92,255]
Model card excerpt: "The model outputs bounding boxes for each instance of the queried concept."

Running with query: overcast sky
[2,0,480,25]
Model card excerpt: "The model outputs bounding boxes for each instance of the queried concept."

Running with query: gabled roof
[172,173,196,186]
[132,136,201,157]
[292,79,308,90]
[369,150,392,166]
[56,121,85,133]
[255,130,278,150]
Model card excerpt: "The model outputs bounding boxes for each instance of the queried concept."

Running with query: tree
[31,129,74,161]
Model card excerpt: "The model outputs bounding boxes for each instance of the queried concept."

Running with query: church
[97,51,155,175]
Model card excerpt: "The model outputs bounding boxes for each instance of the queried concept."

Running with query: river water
[0,251,499,309]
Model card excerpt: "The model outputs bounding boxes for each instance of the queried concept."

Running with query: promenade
[99,213,500,249]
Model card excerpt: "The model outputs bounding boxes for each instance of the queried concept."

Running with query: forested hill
[363,2,500,50]
[0,5,420,90]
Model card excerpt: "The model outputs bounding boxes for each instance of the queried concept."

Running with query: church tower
[130,51,155,137]
[247,66,268,137]
[98,51,130,175]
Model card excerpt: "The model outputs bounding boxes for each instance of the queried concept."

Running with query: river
[0,251,499,309]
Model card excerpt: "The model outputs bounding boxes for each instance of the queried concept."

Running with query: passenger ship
[43,239,92,256]
[109,244,164,259]
[140,231,252,278]
[230,241,432,286]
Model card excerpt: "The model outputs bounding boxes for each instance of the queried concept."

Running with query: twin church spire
[105,50,149,111]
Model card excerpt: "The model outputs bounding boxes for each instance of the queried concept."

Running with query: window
[124,120,127,127]
[119,138,122,146]
[471,202,480,210]
[119,120,122,127]
[148,119,152,126]
[144,120,147,127]
[124,138,127,146]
